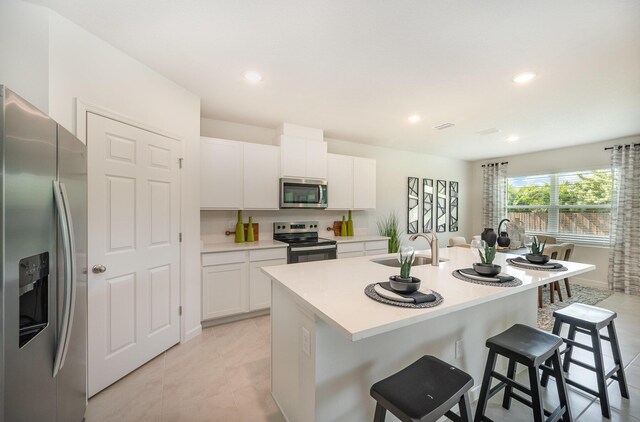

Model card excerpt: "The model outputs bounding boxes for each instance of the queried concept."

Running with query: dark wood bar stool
[370,355,473,422]
[474,324,571,422]
[540,303,629,419]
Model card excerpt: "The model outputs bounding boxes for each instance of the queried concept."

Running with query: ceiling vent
[476,128,500,135]
[434,123,455,130]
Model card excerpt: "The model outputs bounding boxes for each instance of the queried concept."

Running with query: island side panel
[271,281,316,422]
[314,288,537,422]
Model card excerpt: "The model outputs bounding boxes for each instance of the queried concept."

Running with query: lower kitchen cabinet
[337,239,389,259]
[201,247,287,321]
[202,262,248,320]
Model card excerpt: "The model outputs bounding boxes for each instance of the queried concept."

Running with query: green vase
[347,210,354,237]
[235,210,245,243]
[247,216,255,242]
[341,216,347,236]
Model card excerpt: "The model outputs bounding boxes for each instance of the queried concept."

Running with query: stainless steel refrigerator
[0,86,87,421]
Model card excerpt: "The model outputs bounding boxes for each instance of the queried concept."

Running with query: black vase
[481,228,497,247]
[497,231,511,247]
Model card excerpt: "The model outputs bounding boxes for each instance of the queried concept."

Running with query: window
[507,169,612,244]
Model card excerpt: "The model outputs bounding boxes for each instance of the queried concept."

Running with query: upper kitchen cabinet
[243,143,280,209]
[278,136,327,179]
[327,154,376,210]
[353,157,376,209]
[200,137,280,210]
[201,137,242,209]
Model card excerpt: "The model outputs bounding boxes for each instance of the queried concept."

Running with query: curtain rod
[481,161,509,167]
[604,143,640,151]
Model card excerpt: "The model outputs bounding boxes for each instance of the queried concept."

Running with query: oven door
[288,244,337,264]
[280,178,327,209]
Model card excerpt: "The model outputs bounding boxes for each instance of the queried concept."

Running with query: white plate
[374,284,432,302]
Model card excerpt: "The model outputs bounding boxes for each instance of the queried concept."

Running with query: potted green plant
[389,246,421,292]
[376,212,401,253]
[526,237,550,264]
[472,241,501,276]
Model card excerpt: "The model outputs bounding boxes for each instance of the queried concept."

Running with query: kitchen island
[261,247,595,422]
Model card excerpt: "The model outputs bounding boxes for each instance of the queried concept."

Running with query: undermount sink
[371,256,447,267]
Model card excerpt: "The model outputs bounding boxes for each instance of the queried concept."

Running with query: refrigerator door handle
[52,180,72,377]
[59,182,77,371]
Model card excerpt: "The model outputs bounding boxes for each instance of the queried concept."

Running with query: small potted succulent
[389,246,421,292]
[526,237,549,264]
[473,241,501,276]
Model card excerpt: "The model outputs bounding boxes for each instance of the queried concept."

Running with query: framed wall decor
[407,177,419,234]
[422,179,433,231]
[449,181,459,232]
[436,179,447,232]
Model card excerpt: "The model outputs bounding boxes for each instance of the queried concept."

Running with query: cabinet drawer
[338,251,364,259]
[202,251,248,266]
[365,249,388,257]
[337,242,364,253]
[365,240,388,251]
[250,248,287,262]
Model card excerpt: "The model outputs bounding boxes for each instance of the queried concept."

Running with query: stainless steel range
[274,221,337,264]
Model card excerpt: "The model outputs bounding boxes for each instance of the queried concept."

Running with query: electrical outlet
[302,327,310,356]
[455,340,464,359]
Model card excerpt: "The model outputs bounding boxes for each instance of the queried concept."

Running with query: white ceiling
[34,0,640,160]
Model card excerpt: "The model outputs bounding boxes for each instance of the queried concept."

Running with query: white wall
[200,118,473,252]
[1,3,202,342]
[470,134,640,287]
[46,13,202,341]
[0,0,50,111]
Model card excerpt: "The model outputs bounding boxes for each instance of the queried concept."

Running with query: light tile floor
[87,291,640,421]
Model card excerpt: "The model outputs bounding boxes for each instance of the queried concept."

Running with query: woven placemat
[507,258,568,272]
[364,284,444,308]
[451,270,523,287]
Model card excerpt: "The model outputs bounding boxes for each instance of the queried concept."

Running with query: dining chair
[537,244,565,307]
[558,243,575,297]
[449,236,469,247]
[535,235,557,245]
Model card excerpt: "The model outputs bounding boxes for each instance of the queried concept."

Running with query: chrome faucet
[409,230,439,265]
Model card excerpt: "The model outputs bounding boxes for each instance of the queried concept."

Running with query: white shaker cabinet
[202,261,249,320]
[200,137,243,209]
[326,154,376,210]
[243,143,280,209]
[327,154,353,210]
[353,157,376,209]
[278,135,327,179]
[200,137,279,210]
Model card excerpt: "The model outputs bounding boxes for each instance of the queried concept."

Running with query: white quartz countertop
[327,235,390,243]
[261,247,595,341]
[201,239,288,253]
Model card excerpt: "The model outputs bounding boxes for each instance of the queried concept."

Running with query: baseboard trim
[201,309,270,328]
[573,277,608,290]
[183,324,202,343]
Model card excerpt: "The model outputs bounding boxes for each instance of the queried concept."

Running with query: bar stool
[370,355,473,422]
[540,303,629,418]
[474,324,571,422]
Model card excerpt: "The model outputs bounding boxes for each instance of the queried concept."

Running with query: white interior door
[87,113,181,396]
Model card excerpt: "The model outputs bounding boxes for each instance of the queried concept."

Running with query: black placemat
[364,284,444,308]
[452,270,523,287]
[507,257,568,272]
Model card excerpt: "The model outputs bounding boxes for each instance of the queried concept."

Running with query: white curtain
[608,144,640,295]
[482,162,508,229]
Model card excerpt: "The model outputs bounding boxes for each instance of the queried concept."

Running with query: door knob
[92,264,107,274]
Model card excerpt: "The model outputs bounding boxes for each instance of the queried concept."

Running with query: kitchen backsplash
[201,209,373,244]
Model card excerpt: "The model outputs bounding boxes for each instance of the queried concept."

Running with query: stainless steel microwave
[280,178,328,209]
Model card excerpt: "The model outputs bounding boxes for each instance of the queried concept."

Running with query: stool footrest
[491,371,532,396]
[573,326,611,342]
[563,338,594,352]
[567,357,596,372]
[565,378,599,397]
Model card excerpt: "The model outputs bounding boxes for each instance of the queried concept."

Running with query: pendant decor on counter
[347,210,354,236]
[496,218,510,247]
[422,178,433,231]
[246,216,255,242]
[436,180,447,232]
[449,181,459,232]
[407,177,419,234]
[341,215,347,236]
[235,210,245,243]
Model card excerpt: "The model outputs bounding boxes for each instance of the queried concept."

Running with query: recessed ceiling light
[244,71,262,83]
[507,135,520,142]
[513,72,536,84]
[408,115,421,124]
